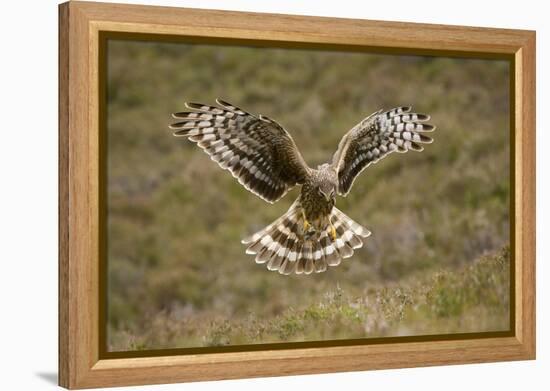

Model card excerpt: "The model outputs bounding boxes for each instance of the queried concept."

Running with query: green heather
[106,40,511,351]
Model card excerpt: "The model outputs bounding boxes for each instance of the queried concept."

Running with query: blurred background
[106,39,510,351]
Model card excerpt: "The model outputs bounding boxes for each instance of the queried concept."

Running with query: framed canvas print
[58,1,536,389]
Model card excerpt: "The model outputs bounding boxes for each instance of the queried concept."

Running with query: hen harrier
[170,99,435,275]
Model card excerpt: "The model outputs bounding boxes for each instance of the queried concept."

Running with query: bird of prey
[170,99,435,275]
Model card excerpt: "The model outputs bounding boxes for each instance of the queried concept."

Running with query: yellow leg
[302,210,311,232]
[329,220,337,241]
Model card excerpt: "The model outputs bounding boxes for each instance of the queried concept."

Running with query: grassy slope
[110,247,510,350]
[105,41,511,351]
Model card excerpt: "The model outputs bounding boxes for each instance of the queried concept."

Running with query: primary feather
[170,99,310,203]
[331,106,435,195]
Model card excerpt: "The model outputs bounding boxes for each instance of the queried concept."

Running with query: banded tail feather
[242,199,371,275]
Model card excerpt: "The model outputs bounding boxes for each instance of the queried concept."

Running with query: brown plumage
[171,99,435,275]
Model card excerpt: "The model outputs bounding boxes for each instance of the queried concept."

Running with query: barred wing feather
[170,99,311,203]
[332,106,435,196]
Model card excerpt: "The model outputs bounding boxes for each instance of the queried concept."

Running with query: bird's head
[313,164,338,203]
[318,182,336,203]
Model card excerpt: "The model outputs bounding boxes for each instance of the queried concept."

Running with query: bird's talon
[330,225,337,240]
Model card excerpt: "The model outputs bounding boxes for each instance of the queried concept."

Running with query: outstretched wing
[170,99,311,203]
[332,107,435,196]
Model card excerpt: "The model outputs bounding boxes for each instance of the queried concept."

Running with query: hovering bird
[170,99,435,275]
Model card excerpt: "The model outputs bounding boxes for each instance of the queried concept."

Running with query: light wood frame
[59,1,536,389]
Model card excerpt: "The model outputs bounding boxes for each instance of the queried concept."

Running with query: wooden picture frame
[58,1,536,388]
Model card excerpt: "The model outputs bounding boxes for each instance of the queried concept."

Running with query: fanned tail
[242,200,371,275]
